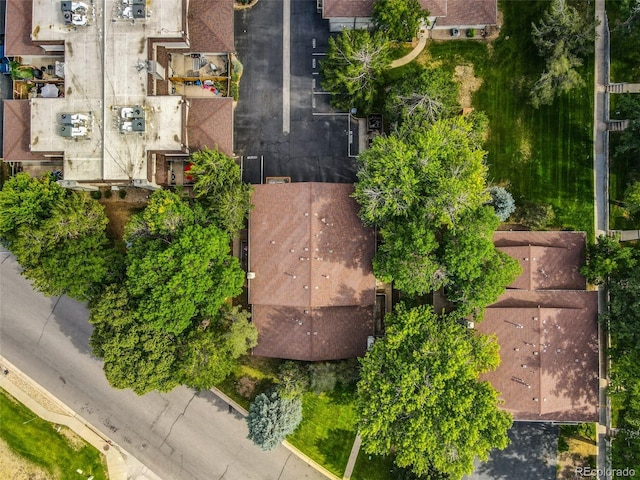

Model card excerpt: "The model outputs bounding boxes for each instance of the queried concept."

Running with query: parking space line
[312,91,331,95]
[282,0,291,134]
[312,53,327,56]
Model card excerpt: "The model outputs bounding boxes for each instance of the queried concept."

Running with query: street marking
[312,72,319,75]
[260,155,264,184]
[312,78,316,89]
[312,95,316,108]
[312,52,327,56]
[283,0,291,134]
[312,58,316,69]
[312,112,350,116]
[312,38,316,48]
[312,91,331,95]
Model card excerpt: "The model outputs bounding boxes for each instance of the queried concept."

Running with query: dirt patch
[0,438,49,480]
[236,377,258,399]
[454,65,482,109]
[98,187,149,241]
[556,435,597,479]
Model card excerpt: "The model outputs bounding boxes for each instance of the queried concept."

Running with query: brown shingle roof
[436,0,497,26]
[252,305,374,361]
[476,232,599,423]
[3,100,60,161]
[249,183,377,361]
[249,183,376,308]
[323,0,490,22]
[6,0,43,56]
[187,0,234,53]
[477,295,599,422]
[186,97,234,156]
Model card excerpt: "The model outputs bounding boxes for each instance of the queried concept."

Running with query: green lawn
[608,0,640,83]
[0,388,108,480]
[287,387,358,478]
[394,0,595,236]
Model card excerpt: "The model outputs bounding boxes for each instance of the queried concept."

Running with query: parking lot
[234,0,359,184]
[465,422,558,480]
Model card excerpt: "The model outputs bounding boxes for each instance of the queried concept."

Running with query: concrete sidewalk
[390,25,429,69]
[0,355,161,480]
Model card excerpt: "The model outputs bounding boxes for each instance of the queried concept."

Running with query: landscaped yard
[351,451,397,480]
[0,388,108,480]
[386,0,595,236]
[287,387,358,478]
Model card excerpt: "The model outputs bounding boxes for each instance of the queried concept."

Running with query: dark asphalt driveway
[465,422,559,480]
[234,0,358,183]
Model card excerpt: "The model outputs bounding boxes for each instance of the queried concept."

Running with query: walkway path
[390,26,428,69]
[593,0,612,478]
[0,356,160,480]
[342,434,362,480]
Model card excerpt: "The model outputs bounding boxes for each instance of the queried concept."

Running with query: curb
[0,355,155,480]
[209,386,340,480]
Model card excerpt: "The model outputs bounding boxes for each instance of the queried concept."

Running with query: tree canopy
[189,148,254,238]
[530,0,597,107]
[372,0,426,42]
[356,304,512,479]
[487,186,516,221]
[246,390,303,451]
[89,190,253,394]
[384,65,459,126]
[320,29,390,113]
[0,173,114,300]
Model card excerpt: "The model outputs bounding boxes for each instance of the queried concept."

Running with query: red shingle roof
[187,0,234,53]
[5,0,43,56]
[477,232,599,423]
[249,183,376,361]
[3,100,61,161]
[435,0,497,27]
[186,97,234,157]
[323,0,495,25]
[252,305,374,361]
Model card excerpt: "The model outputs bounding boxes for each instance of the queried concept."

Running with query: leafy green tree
[308,363,337,394]
[247,390,303,451]
[625,181,640,215]
[443,207,522,317]
[277,362,309,399]
[178,306,257,390]
[189,148,254,238]
[0,173,114,300]
[530,0,597,107]
[356,304,512,479]
[373,215,446,296]
[0,172,66,243]
[581,235,636,286]
[354,116,489,227]
[372,0,426,42]
[320,29,390,113]
[89,286,180,395]
[487,186,516,221]
[126,223,244,335]
[384,65,459,125]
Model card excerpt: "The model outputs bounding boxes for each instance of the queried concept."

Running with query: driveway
[234,0,358,184]
[465,422,558,480]
[0,254,327,480]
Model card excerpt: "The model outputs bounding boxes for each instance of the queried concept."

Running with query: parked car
[0,46,11,75]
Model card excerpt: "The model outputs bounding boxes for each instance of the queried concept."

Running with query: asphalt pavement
[234,0,358,183]
[0,253,327,480]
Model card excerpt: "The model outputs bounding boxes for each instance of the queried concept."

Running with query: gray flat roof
[29,0,185,182]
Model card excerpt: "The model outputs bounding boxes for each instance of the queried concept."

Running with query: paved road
[234,0,358,184]
[0,254,326,480]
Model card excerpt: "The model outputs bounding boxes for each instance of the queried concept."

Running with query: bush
[91,190,102,200]
[246,390,302,450]
[487,186,516,221]
[335,358,361,387]
[308,362,337,394]
[513,202,555,229]
[118,189,127,199]
[104,189,113,199]
[277,361,309,399]
[231,82,239,101]
[466,28,476,38]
